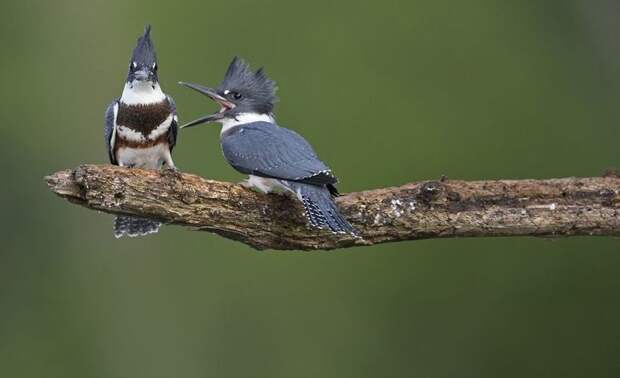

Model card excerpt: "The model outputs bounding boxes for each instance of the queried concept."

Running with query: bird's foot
[163,165,180,172]
[162,165,182,180]
[238,179,268,194]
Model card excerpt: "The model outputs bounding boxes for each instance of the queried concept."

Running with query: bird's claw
[238,179,265,193]
[162,165,182,179]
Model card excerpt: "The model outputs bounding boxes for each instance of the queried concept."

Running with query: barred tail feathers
[286,182,355,235]
[114,216,161,238]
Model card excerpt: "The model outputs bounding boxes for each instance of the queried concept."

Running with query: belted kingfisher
[179,57,355,235]
[104,25,178,238]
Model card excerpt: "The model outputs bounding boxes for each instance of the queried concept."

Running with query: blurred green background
[1,0,619,377]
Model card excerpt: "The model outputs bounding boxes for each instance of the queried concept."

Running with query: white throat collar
[120,81,166,105]
[220,113,275,134]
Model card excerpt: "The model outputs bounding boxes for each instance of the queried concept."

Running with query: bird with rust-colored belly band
[105,25,178,238]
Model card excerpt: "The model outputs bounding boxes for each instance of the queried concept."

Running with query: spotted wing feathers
[104,100,118,164]
[221,121,337,185]
[166,95,178,151]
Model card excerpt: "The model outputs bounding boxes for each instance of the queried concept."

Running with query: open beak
[178,81,235,129]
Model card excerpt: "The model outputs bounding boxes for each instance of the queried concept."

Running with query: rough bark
[45,165,620,250]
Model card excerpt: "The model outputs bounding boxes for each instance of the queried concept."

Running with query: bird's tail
[286,182,356,235]
[114,216,161,238]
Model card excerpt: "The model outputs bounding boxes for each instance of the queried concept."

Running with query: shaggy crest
[130,25,157,67]
[218,56,278,113]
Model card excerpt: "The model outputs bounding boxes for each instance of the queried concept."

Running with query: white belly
[246,175,291,194]
[116,144,170,169]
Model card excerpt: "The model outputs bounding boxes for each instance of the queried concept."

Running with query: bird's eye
[152,63,158,71]
[131,62,137,70]
[232,92,242,100]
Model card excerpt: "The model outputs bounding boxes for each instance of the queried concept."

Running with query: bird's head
[179,57,277,128]
[126,25,159,87]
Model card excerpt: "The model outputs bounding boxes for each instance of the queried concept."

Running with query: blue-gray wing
[104,100,118,165]
[166,95,178,151]
[221,122,337,185]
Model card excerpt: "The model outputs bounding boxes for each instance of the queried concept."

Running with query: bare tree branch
[45,165,620,250]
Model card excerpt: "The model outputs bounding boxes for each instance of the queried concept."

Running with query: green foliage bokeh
[1,1,619,377]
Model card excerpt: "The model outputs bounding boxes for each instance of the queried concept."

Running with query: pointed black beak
[178,81,235,129]
[179,113,224,129]
[179,82,225,102]
[134,69,149,81]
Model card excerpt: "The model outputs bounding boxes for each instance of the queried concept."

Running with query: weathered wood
[45,165,620,250]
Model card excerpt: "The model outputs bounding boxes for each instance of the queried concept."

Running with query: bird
[104,25,178,238]
[178,57,355,235]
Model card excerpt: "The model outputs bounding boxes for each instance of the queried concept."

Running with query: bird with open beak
[104,25,178,238]
[179,57,355,235]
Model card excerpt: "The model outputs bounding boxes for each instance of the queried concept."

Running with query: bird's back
[221,121,337,185]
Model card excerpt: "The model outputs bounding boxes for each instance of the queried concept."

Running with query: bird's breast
[116,101,173,142]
